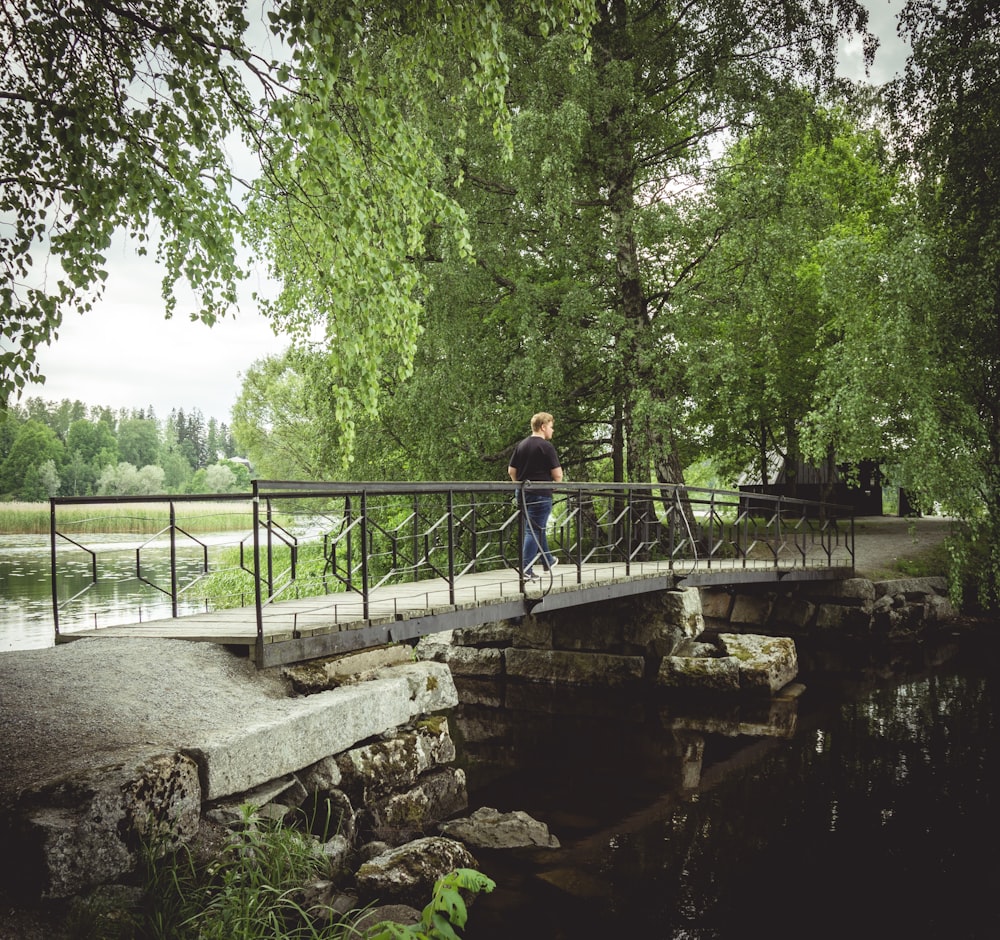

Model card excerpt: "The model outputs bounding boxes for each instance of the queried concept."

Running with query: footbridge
[50,480,855,667]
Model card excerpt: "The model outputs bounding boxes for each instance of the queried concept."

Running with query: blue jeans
[520,491,554,573]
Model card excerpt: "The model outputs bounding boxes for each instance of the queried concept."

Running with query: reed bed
[0,501,256,535]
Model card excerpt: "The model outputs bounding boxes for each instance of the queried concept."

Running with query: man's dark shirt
[509,436,561,495]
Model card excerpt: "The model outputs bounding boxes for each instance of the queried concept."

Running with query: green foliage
[0,419,65,498]
[246,1,597,463]
[125,807,494,940]
[0,501,254,536]
[879,0,1000,609]
[136,805,336,940]
[366,868,496,940]
[1,1,252,402]
[682,96,906,485]
[410,1,877,485]
[0,397,239,498]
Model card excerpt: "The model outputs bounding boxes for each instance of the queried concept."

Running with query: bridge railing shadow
[48,481,853,640]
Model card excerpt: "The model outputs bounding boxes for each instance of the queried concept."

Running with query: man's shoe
[524,570,538,581]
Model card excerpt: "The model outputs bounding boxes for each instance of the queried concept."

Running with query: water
[451,635,1000,939]
[0,533,240,651]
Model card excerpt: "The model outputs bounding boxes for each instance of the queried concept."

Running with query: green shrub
[126,807,493,940]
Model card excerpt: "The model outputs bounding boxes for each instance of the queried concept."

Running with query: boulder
[439,806,560,850]
[369,767,469,845]
[336,720,457,805]
[354,836,478,908]
[718,633,798,694]
[1,749,200,898]
[657,654,741,693]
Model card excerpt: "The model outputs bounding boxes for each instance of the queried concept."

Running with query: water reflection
[0,534,240,651]
[453,636,1000,939]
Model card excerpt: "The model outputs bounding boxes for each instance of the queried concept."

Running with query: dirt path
[850,515,955,579]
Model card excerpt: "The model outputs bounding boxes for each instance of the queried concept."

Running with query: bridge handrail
[48,481,854,650]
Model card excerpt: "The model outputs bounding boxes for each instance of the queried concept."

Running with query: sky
[26,0,910,426]
[31,246,282,424]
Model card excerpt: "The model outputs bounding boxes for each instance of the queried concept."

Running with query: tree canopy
[1,0,595,413]
[9,1,1000,610]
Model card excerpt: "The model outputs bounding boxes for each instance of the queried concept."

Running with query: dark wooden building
[738,455,887,516]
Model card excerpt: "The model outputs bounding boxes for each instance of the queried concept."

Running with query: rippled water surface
[452,636,1000,939]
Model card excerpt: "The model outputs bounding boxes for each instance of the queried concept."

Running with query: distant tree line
[0,398,249,500]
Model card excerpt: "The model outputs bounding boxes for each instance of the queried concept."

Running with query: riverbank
[0,516,960,938]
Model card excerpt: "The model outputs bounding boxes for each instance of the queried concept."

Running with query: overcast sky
[27,0,910,426]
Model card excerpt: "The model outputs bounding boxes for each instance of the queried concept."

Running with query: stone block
[370,767,469,843]
[815,603,873,635]
[187,662,457,800]
[414,629,455,662]
[445,645,504,676]
[505,648,644,686]
[551,614,622,651]
[354,836,479,908]
[656,655,741,693]
[439,806,560,850]
[730,593,773,626]
[660,588,705,638]
[718,633,798,694]
[300,755,343,792]
[699,588,733,620]
[513,617,554,649]
[873,576,948,599]
[453,621,515,647]
[927,593,957,621]
[811,578,876,605]
[3,749,200,898]
[336,719,457,805]
[769,595,816,630]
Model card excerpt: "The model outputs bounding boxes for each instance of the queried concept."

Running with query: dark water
[450,629,1000,939]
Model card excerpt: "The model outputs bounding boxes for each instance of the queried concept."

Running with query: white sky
[31,245,282,424]
[26,0,909,426]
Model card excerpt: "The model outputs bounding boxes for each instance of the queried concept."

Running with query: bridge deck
[57,557,853,667]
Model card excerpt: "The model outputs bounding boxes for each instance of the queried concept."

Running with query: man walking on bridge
[508,412,563,580]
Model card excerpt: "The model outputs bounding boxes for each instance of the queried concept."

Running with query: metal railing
[48,480,854,643]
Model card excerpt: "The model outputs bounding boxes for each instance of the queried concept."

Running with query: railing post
[265,497,275,599]
[345,495,353,591]
[252,480,264,660]
[412,493,420,582]
[708,489,716,569]
[516,482,526,585]
[360,490,370,619]
[49,499,59,638]
[572,486,583,581]
[625,486,633,573]
[447,488,456,604]
[470,494,479,574]
[169,499,178,617]
[774,496,783,568]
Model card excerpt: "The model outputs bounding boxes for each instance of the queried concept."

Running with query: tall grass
[66,805,495,940]
[0,501,255,536]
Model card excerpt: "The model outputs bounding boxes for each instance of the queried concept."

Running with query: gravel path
[849,515,954,578]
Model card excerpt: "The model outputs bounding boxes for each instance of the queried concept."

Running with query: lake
[0,532,244,651]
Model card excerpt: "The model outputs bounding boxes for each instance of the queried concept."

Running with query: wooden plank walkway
[57,552,854,668]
